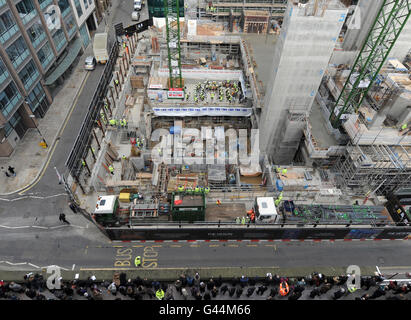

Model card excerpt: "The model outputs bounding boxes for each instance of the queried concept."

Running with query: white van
[254,197,280,223]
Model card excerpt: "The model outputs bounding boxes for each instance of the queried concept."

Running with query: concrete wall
[260,0,348,164]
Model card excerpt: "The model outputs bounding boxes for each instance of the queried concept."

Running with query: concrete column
[20,102,38,129]
[0,128,14,157]
[40,80,53,104]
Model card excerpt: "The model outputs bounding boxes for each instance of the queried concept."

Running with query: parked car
[84,56,96,70]
[131,10,140,21]
[134,0,142,10]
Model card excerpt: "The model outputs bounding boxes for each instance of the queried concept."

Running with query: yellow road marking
[190,244,200,247]
[113,245,123,248]
[133,245,143,247]
[18,72,91,195]
[209,244,219,247]
[170,245,181,248]
[228,244,239,247]
[246,244,258,247]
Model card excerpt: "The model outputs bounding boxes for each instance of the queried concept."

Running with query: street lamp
[26,99,48,148]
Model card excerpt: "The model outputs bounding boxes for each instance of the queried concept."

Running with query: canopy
[44,38,82,85]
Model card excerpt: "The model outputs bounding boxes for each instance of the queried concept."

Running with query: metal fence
[65,43,119,182]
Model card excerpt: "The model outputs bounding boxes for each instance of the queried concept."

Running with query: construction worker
[250,211,256,223]
[115,79,119,87]
[194,95,198,103]
[348,286,357,293]
[122,155,127,160]
[235,217,241,224]
[109,165,114,175]
[279,281,289,296]
[185,92,189,100]
[199,186,204,193]
[134,256,141,267]
[401,123,408,131]
[178,185,185,192]
[241,216,246,225]
[186,187,193,195]
[81,160,86,167]
[282,168,288,175]
[210,92,215,100]
[216,199,221,205]
[109,119,116,126]
[158,148,163,157]
[123,119,127,128]
[194,186,200,194]
[204,186,210,194]
[156,288,165,300]
[91,147,96,156]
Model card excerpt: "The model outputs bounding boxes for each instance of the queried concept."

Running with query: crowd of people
[0,271,410,300]
[185,80,245,104]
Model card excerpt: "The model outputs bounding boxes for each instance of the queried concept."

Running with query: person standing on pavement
[59,213,70,224]
[2,167,10,178]
[8,166,16,176]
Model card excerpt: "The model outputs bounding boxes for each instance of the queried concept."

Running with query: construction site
[63,0,411,237]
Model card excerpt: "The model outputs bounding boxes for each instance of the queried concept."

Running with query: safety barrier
[103,225,411,240]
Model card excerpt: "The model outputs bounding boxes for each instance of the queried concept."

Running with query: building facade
[0,0,97,157]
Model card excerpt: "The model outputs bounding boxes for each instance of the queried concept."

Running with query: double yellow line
[18,72,91,195]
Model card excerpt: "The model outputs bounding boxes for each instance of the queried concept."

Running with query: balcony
[40,0,53,10]
[0,24,19,45]
[32,32,46,49]
[11,49,29,69]
[0,69,9,85]
[20,10,37,25]
[1,91,22,119]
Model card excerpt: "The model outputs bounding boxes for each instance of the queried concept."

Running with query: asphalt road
[0,1,410,275]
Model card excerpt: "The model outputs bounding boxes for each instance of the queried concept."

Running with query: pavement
[1,272,411,300]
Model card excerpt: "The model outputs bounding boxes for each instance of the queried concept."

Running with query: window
[4,112,22,137]
[5,37,29,69]
[65,15,76,37]
[74,0,83,17]
[16,0,37,24]
[27,82,46,112]
[0,58,9,83]
[0,0,6,8]
[79,23,89,47]
[88,0,92,5]
[38,0,53,10]
[83,0,88,9]
[58,0,71,17]
[18,60,39,90]
[37,42,54,69]
[52,28,67,52]
[0,82,21,118]
[0,10,18,44]
[27,23,46,48]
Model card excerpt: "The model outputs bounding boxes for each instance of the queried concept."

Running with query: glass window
[0,58,9,83]
[65,15,76,37]
[16,0,37,25]
[27,82,46,112]
[27,23,46,48]
[0,82,21,118]
[79,23,89,48]
[0,10,18,44]
[74,0,83,17]
[58,0,71,17]
[52,28,67,52]
[83,0,88,9]
[37,42,54,69]
[38,0,53,10]
[4,112,22,137]
[88,0,92,5]
[5,36,29,69]
[18,60,39,90]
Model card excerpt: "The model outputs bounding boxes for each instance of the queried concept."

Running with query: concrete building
[0,0,98,157]
[260,0,348,164]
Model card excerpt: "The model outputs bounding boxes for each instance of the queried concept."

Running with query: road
[0,1,410,275]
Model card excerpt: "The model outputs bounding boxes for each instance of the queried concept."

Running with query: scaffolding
[334,141,411,195]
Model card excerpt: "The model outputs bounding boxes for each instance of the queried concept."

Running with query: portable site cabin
[254,197,279,223]
[94,195,119,224]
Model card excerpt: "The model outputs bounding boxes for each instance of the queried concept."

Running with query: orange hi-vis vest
[279,282,289,296]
